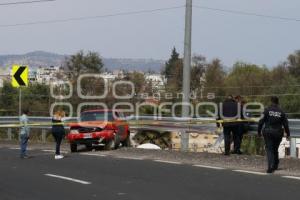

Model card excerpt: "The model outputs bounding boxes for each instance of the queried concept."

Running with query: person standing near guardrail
[51,110,66,160]
[218,95,240,156]
[234,95,246,155]
[258,96,290,174]
[20,109,30,159]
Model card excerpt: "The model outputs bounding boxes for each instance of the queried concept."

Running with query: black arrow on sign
[14,66,26,86]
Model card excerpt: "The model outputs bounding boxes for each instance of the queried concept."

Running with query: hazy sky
[0,0,300,67]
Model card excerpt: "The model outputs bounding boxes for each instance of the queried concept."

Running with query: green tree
[225,62,270,99]
[0,81,18,115]
[286,50,300,81]
[204,59,226,100]
[163,47,180,79]
[162,48,183,92]
[123,71,146,95]
[270,64,300,117]
[22,83,50,116]
[62,51,104,111]
[65,50,104,81]
[0,82,51,116]
[191,55,206,92]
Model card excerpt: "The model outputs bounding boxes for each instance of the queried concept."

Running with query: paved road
[1,147,300,200]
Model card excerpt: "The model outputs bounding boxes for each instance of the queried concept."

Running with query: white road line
[80,153,107,157]
[154,160,182,165]
[233,170,267,175]
[9,147,33,150]
[115,156,144,160]
[282,176,300,181]
[42,150,55,153]
[42,150,68,154]
[193,165,225,170]
[9,147,20,150]
[45,174,91,185]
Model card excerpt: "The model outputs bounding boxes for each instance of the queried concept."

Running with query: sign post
[19,88,22,117]
[11,65,29,116]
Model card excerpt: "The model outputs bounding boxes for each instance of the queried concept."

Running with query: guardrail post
[42,129,47,143]
[7,128,12,140]
[290,137,297,158]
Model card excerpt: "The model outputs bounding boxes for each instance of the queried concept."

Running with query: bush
[241,135,265,155]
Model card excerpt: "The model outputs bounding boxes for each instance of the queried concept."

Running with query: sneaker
[266,169,274,174]
[20,155,29,159]
[55,155,64,159]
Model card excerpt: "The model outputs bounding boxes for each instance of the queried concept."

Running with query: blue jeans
[20,134,29,157]
[52,133,63,155]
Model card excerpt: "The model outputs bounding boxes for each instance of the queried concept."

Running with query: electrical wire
[193,5,300,22]
[0,5,184,28]
[0,0,55,6]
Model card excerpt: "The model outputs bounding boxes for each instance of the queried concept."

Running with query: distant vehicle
[67,109,130,152]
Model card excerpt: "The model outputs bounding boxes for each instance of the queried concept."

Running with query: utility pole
[181,0,192,152]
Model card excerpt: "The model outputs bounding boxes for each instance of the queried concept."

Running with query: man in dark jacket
[234,95,246,154]
[258,96,290,173]
[219,95,240,155]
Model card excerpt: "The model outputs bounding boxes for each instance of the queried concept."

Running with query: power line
[193,5,300,22]
[0,5,184,28]
[0,0,55,6]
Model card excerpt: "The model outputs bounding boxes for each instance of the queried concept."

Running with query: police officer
[219,95,240,155]
[258,96,290,173]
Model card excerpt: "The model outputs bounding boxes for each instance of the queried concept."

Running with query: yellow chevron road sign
[11,65,29,88]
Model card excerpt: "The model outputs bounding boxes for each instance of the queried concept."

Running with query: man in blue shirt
[20,109,30,158]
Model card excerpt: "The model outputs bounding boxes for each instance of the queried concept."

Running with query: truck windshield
[80,111,114,122]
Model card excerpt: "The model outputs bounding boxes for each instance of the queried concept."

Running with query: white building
[112,70,125,79]
[36,66,61,85]
[145,74,166,91]
[29,70,37,83]
[101,72,117,83]
[0,67,10,87]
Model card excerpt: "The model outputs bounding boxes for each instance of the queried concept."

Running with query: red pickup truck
[67,109,130,152]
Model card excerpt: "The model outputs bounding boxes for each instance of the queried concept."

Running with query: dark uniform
[219,98,240,155]
[258,104,290,172]
[234,100,245,154]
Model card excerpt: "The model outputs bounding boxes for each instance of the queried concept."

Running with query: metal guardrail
[0,116,300,135]
[0,116,299,157]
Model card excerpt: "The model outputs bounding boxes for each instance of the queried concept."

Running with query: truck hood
[68,121,110,129]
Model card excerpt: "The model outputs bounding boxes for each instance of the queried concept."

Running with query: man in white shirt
[20,109,30,158]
